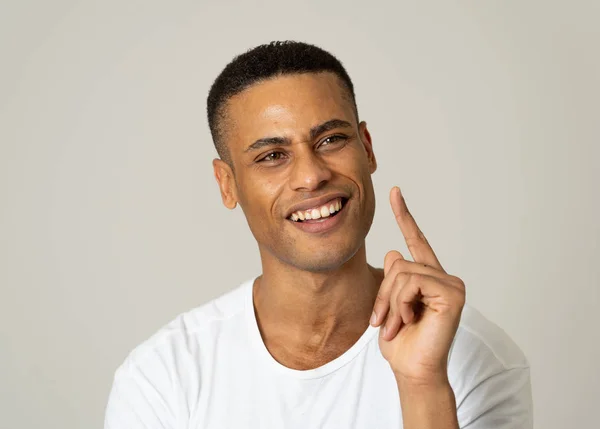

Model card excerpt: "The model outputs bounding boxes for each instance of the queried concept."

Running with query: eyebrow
[244,119,353,153]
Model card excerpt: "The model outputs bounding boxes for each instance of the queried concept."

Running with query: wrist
[395,377,459,429]
[394,371,451,392]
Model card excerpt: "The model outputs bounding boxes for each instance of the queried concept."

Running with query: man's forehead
[226,73,355,139]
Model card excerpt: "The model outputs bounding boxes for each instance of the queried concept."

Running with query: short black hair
[206,40,358,164]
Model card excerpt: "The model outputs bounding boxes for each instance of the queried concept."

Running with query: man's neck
[252,246,383,370]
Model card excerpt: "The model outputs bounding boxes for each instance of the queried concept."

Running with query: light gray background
[1,1,598,428]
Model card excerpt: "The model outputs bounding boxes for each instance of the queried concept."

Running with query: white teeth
[289,197,344,222]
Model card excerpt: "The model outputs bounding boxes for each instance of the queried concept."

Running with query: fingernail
[370,311,377,326]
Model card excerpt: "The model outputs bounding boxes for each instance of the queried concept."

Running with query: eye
[319,134,347,148]
[258,151,286,163]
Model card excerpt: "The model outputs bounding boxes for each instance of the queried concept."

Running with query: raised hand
[370,187,466,386]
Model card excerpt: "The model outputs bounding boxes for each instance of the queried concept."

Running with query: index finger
[390,186,445,272]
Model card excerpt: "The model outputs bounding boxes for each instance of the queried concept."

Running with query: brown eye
[319,135,347,149]
[260,151,284,162]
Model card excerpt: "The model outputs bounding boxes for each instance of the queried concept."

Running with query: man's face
[214,72,377,272]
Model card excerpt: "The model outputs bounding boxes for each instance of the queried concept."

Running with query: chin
[288,244,361,273]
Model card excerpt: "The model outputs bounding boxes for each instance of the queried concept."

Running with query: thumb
[384,250,404,276]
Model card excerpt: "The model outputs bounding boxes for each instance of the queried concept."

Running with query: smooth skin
[213,72,464,428]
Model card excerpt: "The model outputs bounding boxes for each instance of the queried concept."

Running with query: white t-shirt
[104,277,533,429]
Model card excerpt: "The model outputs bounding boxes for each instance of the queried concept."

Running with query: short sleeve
[457,366,533,428]
[104,364,177,429]
[449,306,534,429]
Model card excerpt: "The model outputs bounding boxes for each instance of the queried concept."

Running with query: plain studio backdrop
[1,1,598,428]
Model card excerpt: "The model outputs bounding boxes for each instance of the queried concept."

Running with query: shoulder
[115,277,253,377]
[448,303,531,400]
[452,303,529,370]
[105,278,255,428]
[448,304,533,426]
[449,304,529,373]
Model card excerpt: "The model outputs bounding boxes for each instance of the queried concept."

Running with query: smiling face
[213,72,377,273]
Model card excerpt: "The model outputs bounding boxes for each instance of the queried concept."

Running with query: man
[105,41,532,428]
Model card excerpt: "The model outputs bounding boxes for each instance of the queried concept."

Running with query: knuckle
[387,303,395,316]
[405,236,420,246]
[454,290,466,307]
[392,287,405,306]
[451,289,466,308]
[405,239,420,252]
[448,274,462,283]
[452,276,466,290]
[395,290,406,307]
[387,258,404,276]
[392,288,401,303]
[397,282,411,299]
[391,258,404,270]
[393,271,410,286]
[374,293,387,304]
[408,272,422,282]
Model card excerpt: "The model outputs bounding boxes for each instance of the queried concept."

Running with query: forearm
[396,377,459,429]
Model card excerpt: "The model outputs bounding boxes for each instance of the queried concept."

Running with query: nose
[288,150,332,192]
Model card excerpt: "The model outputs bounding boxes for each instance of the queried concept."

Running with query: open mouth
[287,197,348,223]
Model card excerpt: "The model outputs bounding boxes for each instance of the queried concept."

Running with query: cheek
[334,151,372,187]
[338,142,371,171]
[238,176,284,219]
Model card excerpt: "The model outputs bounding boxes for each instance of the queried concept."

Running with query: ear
[359,121,377,174]
[212,158,238,209]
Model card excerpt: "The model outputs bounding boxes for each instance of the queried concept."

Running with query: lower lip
[288,200,348,234]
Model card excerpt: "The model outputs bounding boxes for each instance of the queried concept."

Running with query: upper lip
[285,193,348,218]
